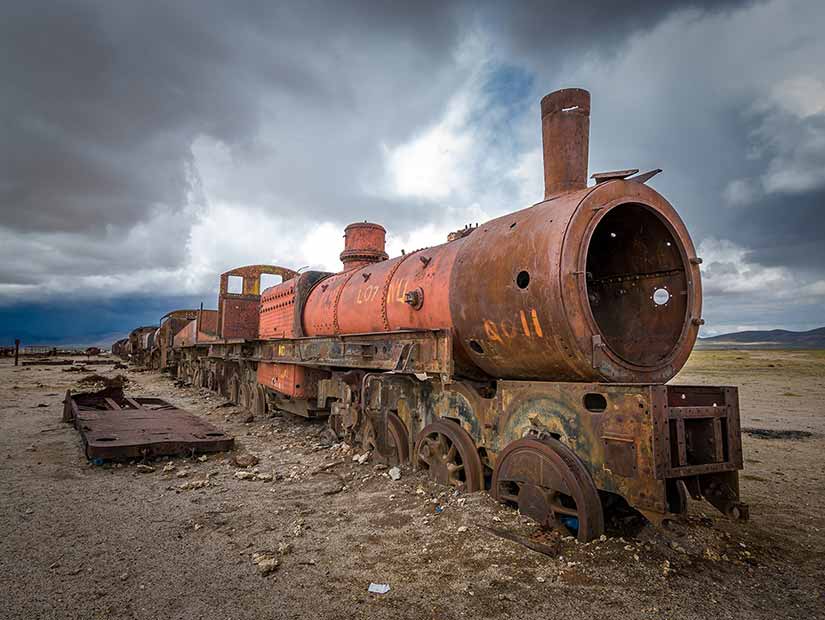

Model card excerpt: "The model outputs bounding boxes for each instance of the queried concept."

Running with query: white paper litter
[368,583,390,594]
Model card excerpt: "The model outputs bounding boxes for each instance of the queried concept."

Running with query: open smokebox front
[584,203,689,367]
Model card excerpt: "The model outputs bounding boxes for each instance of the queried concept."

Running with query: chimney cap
[540,88,591,118]
[344,221,386,234]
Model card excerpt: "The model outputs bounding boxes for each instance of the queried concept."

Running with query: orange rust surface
[259,279,298,339]
[302,240,459,336]
[157,310,198,367]
[541,88,590,197]
[172,320,197,348]
[197,310,218,340]
[216,265,297,340]
[257,362,319,399]
[301,180,701,384]
[340,222,388,270]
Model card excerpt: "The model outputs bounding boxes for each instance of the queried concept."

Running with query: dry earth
[1,350,823,620]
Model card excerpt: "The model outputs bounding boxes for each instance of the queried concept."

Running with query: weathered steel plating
[63,387,233,460]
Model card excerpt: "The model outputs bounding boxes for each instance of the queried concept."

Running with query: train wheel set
[113,88,748,542]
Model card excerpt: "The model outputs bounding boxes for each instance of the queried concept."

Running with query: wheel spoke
[549,502,579,518]
[437,434,449,456]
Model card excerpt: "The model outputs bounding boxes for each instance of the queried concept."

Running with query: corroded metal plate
[63,387,233,460]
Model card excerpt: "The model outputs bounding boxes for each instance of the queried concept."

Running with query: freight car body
[118,89,747,540]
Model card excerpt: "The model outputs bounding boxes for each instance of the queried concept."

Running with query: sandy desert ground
[0,349,823,620]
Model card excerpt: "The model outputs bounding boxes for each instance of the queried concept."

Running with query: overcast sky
[2,0,824,344]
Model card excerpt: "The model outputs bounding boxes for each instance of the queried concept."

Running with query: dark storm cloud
[504,0,825,289]
[0,0,464,235]
[478,0,759,63]
[1,0,823,341]
[0,294,207,346]
[721,105,825,273]
[735,189,825,272]
[1,0,759,236]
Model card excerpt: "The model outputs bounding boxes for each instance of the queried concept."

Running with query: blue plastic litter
[560,516,579,532]
[92,458,105,466]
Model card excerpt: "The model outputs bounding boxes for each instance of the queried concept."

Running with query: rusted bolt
[404,287,424,310]
[690,257,703,265]
[692,318,705,326]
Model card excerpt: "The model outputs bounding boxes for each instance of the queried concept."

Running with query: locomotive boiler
[120,88,747,541]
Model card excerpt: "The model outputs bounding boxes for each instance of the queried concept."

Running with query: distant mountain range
[696,326,825,349]
[4,331,129,350]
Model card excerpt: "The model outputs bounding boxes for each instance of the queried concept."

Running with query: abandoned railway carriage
[117,89,747,541]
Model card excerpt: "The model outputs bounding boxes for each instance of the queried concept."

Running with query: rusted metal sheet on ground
[63,387,233,460]
[22,359,120,366]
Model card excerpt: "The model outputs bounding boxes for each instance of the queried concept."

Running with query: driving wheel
[251,384,268,417]
[415,420,483,492]
[492,437,604,542]
[361,412,410,465]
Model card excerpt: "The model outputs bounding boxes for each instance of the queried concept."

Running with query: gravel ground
[0,350,823,620]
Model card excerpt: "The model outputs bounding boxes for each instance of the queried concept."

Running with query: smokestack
[340,222,388,270]
[541,88,590,199]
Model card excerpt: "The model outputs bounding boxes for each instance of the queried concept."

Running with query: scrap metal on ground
[22,359,121,366]
[62,387,234,461]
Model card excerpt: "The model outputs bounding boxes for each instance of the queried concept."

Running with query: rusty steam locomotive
[114,88,747,541]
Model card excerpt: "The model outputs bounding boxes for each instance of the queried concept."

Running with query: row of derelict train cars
[112,89,748,541]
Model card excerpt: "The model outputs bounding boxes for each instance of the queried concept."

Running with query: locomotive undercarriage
[158,330,747,542]
[175,345,268,418]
